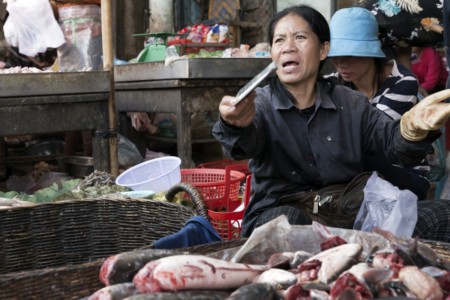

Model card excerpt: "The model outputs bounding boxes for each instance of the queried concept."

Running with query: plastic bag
[57,4,103,71]
[118,134,144,169]
[223,215,391,264]
[354,172,418,237]
[4,0,65,57]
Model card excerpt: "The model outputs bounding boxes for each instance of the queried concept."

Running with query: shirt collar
[272,81,337,111]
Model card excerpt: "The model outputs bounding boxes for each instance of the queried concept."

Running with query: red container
[197,159,251,176]
[181,167,245,205]
[207,174,251,240]
[181,165,250,240]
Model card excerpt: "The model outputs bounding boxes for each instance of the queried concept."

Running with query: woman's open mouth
[281,61,300,72]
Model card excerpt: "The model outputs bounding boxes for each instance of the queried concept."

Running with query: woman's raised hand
[219,91,257,128]
[401,89,450,141]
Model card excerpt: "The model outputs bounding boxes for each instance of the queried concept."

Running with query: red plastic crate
[197,159,251,176]
[208,174,251,240]
[180,165,250,240]
[181,168,245,205]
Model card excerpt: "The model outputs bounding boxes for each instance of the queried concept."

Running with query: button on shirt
[212,80,436,236]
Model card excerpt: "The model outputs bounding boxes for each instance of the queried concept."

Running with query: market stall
[0,71,111,177]
[114,57,272,168]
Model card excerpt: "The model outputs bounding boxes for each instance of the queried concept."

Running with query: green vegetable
[32,179,81,203]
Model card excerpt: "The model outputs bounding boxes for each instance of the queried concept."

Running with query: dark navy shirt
[212,80,437,236]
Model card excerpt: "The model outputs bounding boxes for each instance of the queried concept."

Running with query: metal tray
[114,58,273,82]
[0,71,110,98]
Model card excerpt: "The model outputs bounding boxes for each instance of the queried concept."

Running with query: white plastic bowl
[115,156,181,192]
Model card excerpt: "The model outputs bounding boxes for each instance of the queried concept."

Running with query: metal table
[0,71,111,177]
[114,57,272,168]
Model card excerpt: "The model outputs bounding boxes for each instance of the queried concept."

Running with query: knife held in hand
[234,61,277,106]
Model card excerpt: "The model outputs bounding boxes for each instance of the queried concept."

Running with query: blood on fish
[371,252,404,278]
[298,259,322,272]
[284,283,310,300]
[330,273,372,300]
[437,271,450,294]
[297,259,322,282]
[320,236,347,251]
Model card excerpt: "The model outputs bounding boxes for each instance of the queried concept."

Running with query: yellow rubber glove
[400,89,450,141]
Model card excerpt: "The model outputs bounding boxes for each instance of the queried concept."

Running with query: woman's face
[270,13,329,87]
[331,56,375,83]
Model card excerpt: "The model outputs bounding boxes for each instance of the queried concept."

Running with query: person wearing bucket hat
[325,7,432,200]
[212,4,450,242]
[327,7,418,118]
[328,7,385,59]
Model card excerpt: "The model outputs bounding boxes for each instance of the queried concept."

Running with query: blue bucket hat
[328,7,385,58]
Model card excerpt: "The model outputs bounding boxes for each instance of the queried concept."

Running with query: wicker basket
[0,189,208,275]
[0,239,246,300]
[0,182,212,299]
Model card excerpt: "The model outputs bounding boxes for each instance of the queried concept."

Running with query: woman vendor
[212,5,450,242]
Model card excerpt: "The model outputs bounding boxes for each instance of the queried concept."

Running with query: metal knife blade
[234,61,277,106]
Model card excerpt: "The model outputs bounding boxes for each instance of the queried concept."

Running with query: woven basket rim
[0,194,200,275]
[0,194,185,211]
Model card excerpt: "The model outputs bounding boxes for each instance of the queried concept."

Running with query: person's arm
[212,91,266,159]
[400,89,450,146]
[420,48,442,92]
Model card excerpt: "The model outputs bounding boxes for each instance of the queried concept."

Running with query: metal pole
[101,0,119,176]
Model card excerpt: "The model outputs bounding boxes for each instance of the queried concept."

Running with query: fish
[436,271,450,296]
[252,268,298,290]
[344,262,393,285]
[227,283,282,300]
[420,266,448,278]
[330,273,373,300]
[302,282,330,292]
[291,251,314,268]
[312,221,348,251]
[398,265,444,300]
[341,262,394,298]
[284,282,330,300]
[121,291,230,300]
[99,249,187,286]
[381,281,414,298]
[370,250,405,279]
[283,283,311,300]
[267,252,295,269]
[88,282,138,300]
[296,259,322,283]
[374,227,450,271]
[302,243,363,284]
[310,289,332,300]
[333,288,359,300]
[343,263,373,284]
[133,254,270,293]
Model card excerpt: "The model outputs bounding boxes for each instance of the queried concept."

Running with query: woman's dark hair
[267,5,331,103]
[267,5,330,50]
